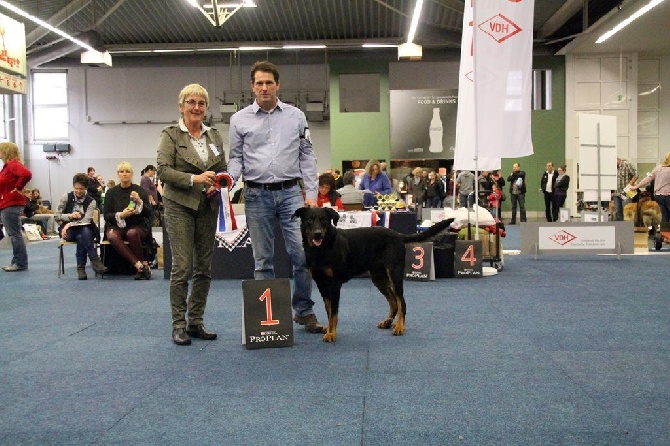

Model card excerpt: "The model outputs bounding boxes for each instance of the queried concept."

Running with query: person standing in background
[456,170,475,209]
[507,163,527,224]
[0,142,32,272]
[613,157,638,221]
[541,162,558,222]
[552,165,570,222]
[158,83,227,346]
[228,61,325,334]
[358,159,392,207]
[87,167,103,212]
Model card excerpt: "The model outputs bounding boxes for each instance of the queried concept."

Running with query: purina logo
[549,230,577,246]
[478,14,522,43]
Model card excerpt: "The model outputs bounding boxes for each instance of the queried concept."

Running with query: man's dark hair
[73,173,89,187]
[87,167,95,174]
[251,61,279,83]
[342,170,356,186]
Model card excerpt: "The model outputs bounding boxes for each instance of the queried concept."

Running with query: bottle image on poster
[429,107,443,153]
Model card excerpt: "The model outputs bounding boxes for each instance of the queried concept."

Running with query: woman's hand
[194,171,216,187]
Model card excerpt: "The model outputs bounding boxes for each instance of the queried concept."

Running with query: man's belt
[245,179,299,191]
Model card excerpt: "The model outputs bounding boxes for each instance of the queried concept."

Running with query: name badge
[209,144,221,156]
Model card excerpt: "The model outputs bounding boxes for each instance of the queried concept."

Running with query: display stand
[578,114,617,222]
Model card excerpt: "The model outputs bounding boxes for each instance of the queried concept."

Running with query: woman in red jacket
[0,142,33,271]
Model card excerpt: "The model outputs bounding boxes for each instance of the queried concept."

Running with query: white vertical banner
[454,0,500,172]
[473,0,534,160]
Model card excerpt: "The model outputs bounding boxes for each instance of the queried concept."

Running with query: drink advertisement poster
[390,89,458,160]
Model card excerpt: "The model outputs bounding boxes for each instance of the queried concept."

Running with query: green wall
[329,59,390,169]
[328,56,567,214]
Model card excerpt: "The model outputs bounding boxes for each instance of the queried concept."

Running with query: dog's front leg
[322,285,341,342]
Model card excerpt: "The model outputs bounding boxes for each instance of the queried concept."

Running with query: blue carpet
[0,225,668,444]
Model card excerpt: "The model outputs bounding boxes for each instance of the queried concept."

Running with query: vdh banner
[454,0,535,170]
[454,0,501,172]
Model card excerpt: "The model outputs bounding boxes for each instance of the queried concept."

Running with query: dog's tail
[403,218,454,244]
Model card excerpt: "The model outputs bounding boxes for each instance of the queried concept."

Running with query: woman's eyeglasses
[184,100,207,108]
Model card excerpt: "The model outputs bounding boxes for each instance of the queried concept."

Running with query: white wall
[23,61,331,204]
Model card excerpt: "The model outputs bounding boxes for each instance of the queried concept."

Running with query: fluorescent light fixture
[407,0,424,44]
[282,44,326,49]
[0,0,96,51]
[596,0,666,43]
[362,44,399,48]
[237,46,278,51]
[203,1,256,7]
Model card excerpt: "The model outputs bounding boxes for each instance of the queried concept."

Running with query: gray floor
[0,225,668,445]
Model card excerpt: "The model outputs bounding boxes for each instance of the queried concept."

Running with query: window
[531,69,552,110]
[0,95,6,140]
[32,71,68,140]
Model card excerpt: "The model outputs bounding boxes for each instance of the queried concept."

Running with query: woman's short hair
[342,170,356,186]
[412,167,423,176]
[117,161,134,173]
[662,152,670,167]
[0,142,20,162]
[178,83,209,108]
[73,173,89,187]
[318,172,336,189]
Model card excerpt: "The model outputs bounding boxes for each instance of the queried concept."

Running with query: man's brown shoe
[293,313,326,333]
[186,324,217,340]
[172,328,191,345]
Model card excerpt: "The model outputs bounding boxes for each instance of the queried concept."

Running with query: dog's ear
[326,207,340,225]
[292,206,307,220]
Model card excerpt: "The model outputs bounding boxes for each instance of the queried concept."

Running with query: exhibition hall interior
[0,1,669,444]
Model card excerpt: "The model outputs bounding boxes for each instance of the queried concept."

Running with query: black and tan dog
[293,206,453,342]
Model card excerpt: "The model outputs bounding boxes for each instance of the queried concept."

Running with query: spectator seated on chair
[104,161,153,280]
[317,172,344,210]
[336,170,364,205]
[54,173,108,280]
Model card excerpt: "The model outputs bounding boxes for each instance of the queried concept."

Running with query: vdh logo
[549,230,577,246]
[478,14,522,43]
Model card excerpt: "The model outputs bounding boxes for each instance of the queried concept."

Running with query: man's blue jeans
[63,225,97,265]
[0,206,28,269]
[244,184,315,317]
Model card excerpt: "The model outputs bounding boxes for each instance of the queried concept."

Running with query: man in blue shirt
[228,61,324,333]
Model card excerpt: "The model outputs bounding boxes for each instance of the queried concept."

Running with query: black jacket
[541,170,559,193]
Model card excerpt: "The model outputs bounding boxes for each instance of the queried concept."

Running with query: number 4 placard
[242,279,294,349]
[454,240,483,278]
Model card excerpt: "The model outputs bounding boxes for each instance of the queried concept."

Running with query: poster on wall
[390,89,458,160]
[0,12,27,95]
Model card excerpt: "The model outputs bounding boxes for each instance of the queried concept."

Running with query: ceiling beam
[26,0,91,46]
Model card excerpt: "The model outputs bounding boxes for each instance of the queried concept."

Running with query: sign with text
[242,279,294,349]
[454,240,482,278]
[538,226,615,250]
[0,13,27,77]
[404,242,435,281]
[390,89,458,160]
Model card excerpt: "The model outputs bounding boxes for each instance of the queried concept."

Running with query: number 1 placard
[242,279,294,349]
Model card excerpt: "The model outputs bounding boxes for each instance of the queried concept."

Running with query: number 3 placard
[242,279,294,349]
[404,242,435,281]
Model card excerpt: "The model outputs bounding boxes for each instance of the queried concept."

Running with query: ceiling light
[237,46,278,51]
[186,0,255,26]
[407,0,424,44]
[596,0,666,43]
[282,45,326,50]
[362,44,399,48]
[0,0,95,51]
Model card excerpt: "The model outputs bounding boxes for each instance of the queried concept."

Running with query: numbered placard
[242,279,294,349]
[454,240,482,278]
[404,242,435,281]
